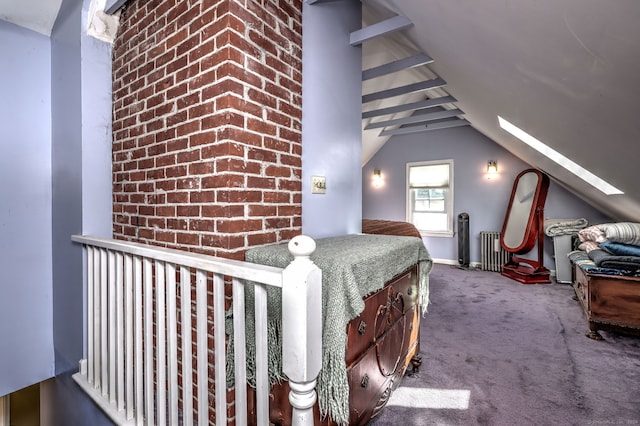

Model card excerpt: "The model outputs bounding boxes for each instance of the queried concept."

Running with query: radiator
[480,231,511,272]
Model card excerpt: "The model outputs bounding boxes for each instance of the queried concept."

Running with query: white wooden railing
[71,235,322,426]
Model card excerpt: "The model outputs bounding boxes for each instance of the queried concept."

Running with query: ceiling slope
[0,0,62,35]
[4,0,640,221]
[362,0,640,222]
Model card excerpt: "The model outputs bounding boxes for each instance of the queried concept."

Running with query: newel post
[282,235,323,426]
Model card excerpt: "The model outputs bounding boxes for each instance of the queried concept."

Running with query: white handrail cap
[288,235,316,258]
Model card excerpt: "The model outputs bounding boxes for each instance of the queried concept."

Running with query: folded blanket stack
[544,217,588,237]
[573,222,640,275]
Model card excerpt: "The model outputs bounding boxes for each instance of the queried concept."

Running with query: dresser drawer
[346,317,407,426]
[345,266,418,367]
[346,343,387,426]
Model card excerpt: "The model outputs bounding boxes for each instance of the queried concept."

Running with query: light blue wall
[362,125,611,268]
[42,0,113,423]
[51,0,84,377]
[301,1,362,238]
[0,21,55,396]
[80,2,114,237]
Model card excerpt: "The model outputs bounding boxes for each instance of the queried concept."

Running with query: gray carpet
[369,263,640,426]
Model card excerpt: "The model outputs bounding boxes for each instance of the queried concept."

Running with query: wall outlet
[311,176,326,194]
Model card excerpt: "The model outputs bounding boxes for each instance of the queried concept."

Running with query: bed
[243,220,432,425]
[568,222,640,339]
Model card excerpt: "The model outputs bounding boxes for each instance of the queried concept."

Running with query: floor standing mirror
[500,168,551,284]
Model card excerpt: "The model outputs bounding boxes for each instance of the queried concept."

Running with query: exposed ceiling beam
[362,96,457,119]
[379,119,470,136]
[362,77,446,103]
[365,109,463,130]
[362,54,434,81]
[350,16,413,46]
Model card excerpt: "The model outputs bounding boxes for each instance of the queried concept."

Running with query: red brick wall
[112,0,303,260]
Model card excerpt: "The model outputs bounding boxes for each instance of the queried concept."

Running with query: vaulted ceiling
[3,0,640,221]
[361,0,640,222]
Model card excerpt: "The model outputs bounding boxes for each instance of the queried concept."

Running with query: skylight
[498,116,623,195]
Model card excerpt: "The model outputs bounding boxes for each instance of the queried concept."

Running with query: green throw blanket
[233,234,432,425]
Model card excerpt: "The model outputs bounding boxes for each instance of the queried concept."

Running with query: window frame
[406,159,454,237]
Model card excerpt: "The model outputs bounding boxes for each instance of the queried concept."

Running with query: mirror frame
[499,168,551,284]
[500,168,549,254]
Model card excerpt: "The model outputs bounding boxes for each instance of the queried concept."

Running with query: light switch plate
[311,176,326,194]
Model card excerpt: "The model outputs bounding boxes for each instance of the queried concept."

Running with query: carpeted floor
[369,263,640,426]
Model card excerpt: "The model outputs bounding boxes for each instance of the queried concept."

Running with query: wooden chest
[260,264,421,425]
[572,264,640,338]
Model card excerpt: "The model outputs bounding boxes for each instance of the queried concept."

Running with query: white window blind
[407,160,454,236]
[409,164,450,187]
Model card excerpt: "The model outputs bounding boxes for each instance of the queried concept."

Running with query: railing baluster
[143,258,155,425]
[101,248,108,397]
[213,273,226,425]
[94,247,101,389]
[116,252,125,411]
[87,246,95,386]
[156,260,166,426]
[180,265,193,426]
[232,277,247,426]
[124,254,134,420]
[166,263,178,426]
[195,269,207,426]
[108,250,117,403]
[134,256,143,426]
[254,282,269,426]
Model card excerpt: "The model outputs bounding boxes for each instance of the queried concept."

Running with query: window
[407,160,454,236]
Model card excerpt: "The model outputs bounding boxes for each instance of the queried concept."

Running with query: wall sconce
[372,169,383,187]
[486,161,498,179]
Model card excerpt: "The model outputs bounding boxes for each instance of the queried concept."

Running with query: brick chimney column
[112,0,303,259]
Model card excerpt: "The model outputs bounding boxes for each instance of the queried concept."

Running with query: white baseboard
[432,258,481,268]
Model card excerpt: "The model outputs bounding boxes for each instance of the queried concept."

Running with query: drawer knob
[358,320,367,335]
[407,286,412,296]
[361,374,369,388]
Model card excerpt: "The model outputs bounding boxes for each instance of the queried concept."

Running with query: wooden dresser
[244,230,431,425]
[572,263,640,339]
[262,264,421,425]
